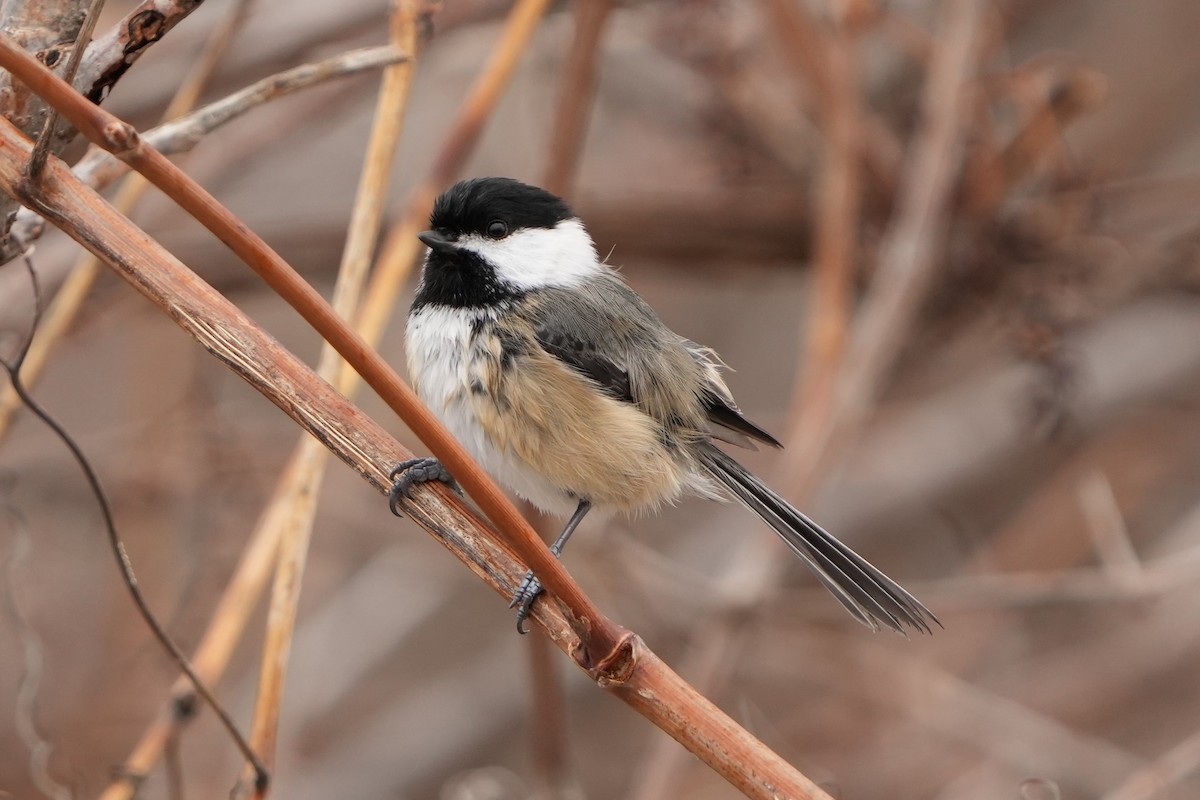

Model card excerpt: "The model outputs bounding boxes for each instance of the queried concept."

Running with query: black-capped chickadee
[393,176,936,635]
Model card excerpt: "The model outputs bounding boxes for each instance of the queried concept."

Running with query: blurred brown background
[2,0,1200,798]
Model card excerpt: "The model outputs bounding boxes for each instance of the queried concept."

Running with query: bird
[391,176,936,635]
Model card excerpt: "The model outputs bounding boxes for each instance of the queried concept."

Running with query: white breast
[405,305,578,516]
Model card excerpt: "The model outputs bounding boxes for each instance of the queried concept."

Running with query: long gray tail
[699,444,937,634]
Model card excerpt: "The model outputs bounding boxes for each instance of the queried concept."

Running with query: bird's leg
[387,457,459,516]
[510,499,592,634]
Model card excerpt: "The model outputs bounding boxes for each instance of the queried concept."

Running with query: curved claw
[509,570,543,635]
[388,457,457,516]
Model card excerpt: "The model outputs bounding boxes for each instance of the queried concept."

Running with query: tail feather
[699,445,937,634]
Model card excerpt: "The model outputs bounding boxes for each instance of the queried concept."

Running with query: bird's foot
[505,499,591,634]
[508,571,542,635]
[388,457,458,516]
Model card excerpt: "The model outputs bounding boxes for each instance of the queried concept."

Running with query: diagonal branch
[77,0,208,104]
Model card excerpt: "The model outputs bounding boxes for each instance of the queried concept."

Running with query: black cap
[428,177,574,237]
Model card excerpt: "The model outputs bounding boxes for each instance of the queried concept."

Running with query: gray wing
[534,323,633,404]
[530,276,781,449]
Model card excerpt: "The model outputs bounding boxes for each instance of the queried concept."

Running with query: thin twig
[761,0,835,115]
[0,242,267,787]
[25,0,106,178]
[763,0,899,200]
[164,729,185,800]
[96,488,286,800]
[76,0,214,104]
[1077,469,1143,586]
[0,0,95,250]
[6,44,405,257]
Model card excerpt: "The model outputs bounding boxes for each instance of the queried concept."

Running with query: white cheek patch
[457,219,600,291]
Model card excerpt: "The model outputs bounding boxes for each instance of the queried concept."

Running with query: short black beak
[418,230,461,253]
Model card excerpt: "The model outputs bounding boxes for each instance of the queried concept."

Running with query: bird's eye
[486,220,508,239]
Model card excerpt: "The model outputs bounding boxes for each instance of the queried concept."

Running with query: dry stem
[542,0,613,196]
[25,0,104,179]
[237,2,422,794]
[76,0,209,104]
[780,7,864,493]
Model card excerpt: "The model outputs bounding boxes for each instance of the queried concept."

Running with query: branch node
[103,120,138,151]
[589,630,639,686]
